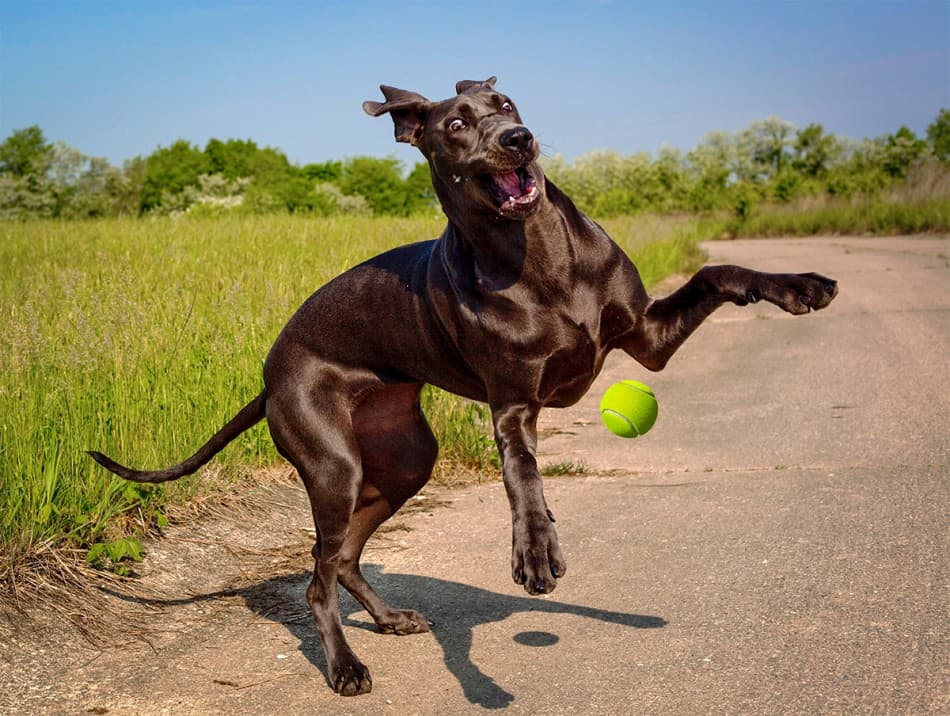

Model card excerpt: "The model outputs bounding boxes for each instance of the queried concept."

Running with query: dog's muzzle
[483,167,540,216]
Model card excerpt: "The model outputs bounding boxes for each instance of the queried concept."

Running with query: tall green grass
[0,213,702,573]
[600,214,707,283]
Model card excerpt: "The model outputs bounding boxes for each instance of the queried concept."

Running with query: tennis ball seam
[618,382,654,399]
[600,408,641,437]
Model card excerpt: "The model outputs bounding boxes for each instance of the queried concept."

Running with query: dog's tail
[87,391,267,484]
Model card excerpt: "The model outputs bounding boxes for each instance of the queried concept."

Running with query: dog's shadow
[243,563,666,709]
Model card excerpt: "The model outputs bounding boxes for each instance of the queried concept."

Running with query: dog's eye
[502,101,513,113]
[448,118,467,132]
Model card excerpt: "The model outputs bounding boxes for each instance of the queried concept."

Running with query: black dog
[90,77,838,696]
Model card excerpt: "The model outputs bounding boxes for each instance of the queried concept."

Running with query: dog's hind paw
[376,608,431,635]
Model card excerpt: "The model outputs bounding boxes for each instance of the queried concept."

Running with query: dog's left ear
[456,76,498,95]
[363,86,431,145]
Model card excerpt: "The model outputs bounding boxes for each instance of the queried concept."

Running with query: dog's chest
[535,319,600,407]
[467,288,606,406]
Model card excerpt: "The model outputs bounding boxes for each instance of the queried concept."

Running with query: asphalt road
[6,237,948,715]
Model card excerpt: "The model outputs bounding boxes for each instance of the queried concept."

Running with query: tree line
[1,110,947,221]
[0,131,435,220]
[546,112,949,218]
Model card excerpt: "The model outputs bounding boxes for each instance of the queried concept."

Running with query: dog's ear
[363,86,431,145]
[455,76,498,95]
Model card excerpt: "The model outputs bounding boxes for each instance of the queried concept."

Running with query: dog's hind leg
[622,265,838,371]
[266,389,373,697]
[336,486,432,635]
[338,383,438,635]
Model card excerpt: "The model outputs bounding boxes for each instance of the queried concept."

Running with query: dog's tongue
[493,171,523,198]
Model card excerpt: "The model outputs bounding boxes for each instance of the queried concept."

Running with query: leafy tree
[141,139,211,212]
[312,182,371,216]
[792,124,840,178]
[269,172,323,213]
[301,160,343,183]
[882,126,927,178]
[926,109,950,161]
[592,188,644,217]
[237,147,309,212]
[653,146,691,210]
[732,181,763,220]
[201,140,317,213]
[59,157,126,218]
[825,138,889,197]
[404,161,437,214]
[0,125,53,179]
[47,141,107,216]
[245,146,291,181]
[205,138,260,180]
[0,126,56,218]
[115,157,147,216]
[0,175,55,219]
[686,132,733,210]
[543,150,661,215]
[740,116,795,180]
[339,156,410,216]
[48,141,87,186]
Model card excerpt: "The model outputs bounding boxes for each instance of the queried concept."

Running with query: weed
[541,461,589,476]
[85,537,144,576]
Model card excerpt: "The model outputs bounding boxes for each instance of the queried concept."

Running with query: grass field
[0,213,704,578]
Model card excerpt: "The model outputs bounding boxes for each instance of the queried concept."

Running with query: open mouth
[482,166,541,215]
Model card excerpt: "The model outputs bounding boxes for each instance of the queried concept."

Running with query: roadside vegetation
[719,160,950,237]
[1,108,947,597]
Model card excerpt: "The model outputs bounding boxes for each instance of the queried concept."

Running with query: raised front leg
[624,265,838,371]
[491,402,567,595]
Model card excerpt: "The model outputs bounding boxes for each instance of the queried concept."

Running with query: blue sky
[2,1,948,169]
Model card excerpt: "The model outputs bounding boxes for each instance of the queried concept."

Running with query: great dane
[90,77,838,695]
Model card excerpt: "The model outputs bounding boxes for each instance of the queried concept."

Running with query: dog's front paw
[759,272,839,315]
[512,518,566,595]
[331,656,372,696]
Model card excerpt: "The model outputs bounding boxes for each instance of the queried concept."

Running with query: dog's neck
[435,176,576,292]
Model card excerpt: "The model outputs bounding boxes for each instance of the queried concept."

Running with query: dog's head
[363,77,543,221]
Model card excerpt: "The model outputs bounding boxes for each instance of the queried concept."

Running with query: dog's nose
[499,126,534,153]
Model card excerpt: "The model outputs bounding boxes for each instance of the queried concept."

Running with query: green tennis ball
[599,380,658,438]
